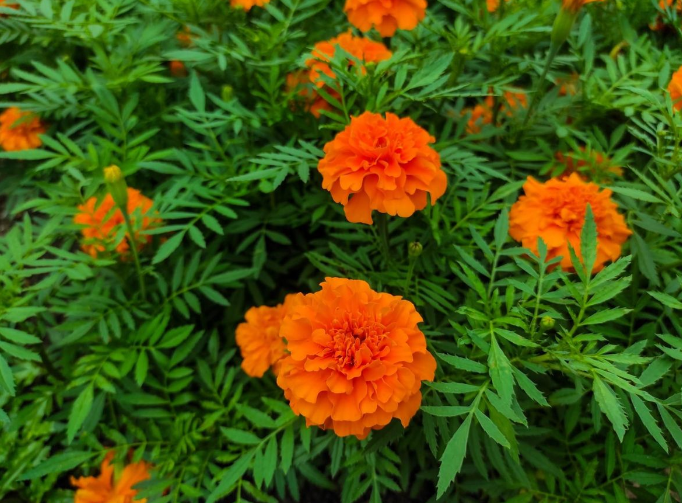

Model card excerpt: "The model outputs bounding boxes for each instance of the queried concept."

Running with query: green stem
[404,258,417,296]
[521,43,561,130]
[122,212,147,301]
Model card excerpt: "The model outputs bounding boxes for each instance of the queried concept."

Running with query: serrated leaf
[67,385,94,443]
[437,414,472,498]
[630,395,667,452]
[592,375,628,441]
[19,451,96,481]
[488,336,514,407]
[474,409,510,448]
[135,351,149,386]
[153,232,184,264]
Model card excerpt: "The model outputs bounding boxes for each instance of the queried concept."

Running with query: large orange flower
[71,452,151,503]
[561,0,604,12]
[285,70,335,119]
[464,91,527,134]
[74,188,159,258]
[556,147,623,181]
[317,111,447,225]
[306,32,392,88]
[669,66,682,111]
[509,174,631,273]
[236,294,301,378]
[276,278,436,439]
[344,0,426,37]
[0,107,45,151]
[230,0,269,10]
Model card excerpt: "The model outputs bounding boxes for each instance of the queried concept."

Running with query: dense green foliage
[2,0,682,501]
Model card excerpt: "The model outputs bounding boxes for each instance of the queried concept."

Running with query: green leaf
[153,232,184,264]
[0,354,15,396]
[189,71,205,112]
[592,375,628,442]
[426,382,481,394]
[262,436,277,487]
[609,186,664,204]
[488,336,514,407]
[630,395,667,452]
[511,367,549,406]
[135,351,149,386]
[221,427,261,445]
[19,451,96,481]
[158,325,194,349]
[67,385,94,443]
[437,353,486,373]
[206,451,256,503]
[474,409,510,448]
[280,426,294,474]
[581,308,632,326]
[437,414,472,498]
[494,208,509,250]
[494,328,538,348]
[188,225,206,248]
[657,405,682,450]
[580,205,597,275]
[648,291,682,310]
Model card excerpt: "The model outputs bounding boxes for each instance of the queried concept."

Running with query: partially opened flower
[230,0,270,10]
[317,111,447,225]
[285,70,335,118]
[464,91,527,134]
[306,32,392,88]
[509,173,631,273]
[236,294,302,378]
[71,452,151,503]
[74,188,160,258]
[0,107,45,151]
[344,0,427,37]
[669,66,682,111]
[555,147,623,181]
[277,278,437,439]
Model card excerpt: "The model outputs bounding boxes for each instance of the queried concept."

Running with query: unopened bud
[104,165,128,209]
[222,85,234,102]
[541,316,555,330]
[551,7,579,48]
[408,242,423,258]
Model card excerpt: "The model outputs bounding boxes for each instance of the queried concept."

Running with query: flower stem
[521,43,561,130]
[122,211,147,301]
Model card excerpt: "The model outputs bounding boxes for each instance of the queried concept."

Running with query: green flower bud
[222,85,234,102]
[541,316,556,330]
[408,242,423,258]
[551,8,579,49]
[104,165,128,209]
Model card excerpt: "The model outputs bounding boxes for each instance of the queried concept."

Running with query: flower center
[328,314,386,370]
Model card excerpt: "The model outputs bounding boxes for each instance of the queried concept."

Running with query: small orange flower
[230,0,270,10]
[557,72,579,96]
[0,107,45,151]
[318,111,447,225]
[464,91,527,134]
[306,32,392,89]
[561,0,604,13]
[71,452,151,503]
[285,70,335,118]
[556,147,623,181]
[236,294,302,378]
[509,174,631,273]
[669,66,682,111]
[169,60,188,77]
[176,26,193,47]
[74,187,160,258]
[487,0,509,12]
[277,278,437,439]
[344,0,427,37]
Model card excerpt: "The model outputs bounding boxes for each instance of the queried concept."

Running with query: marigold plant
[344,0,427,37]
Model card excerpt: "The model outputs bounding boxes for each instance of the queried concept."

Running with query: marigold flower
[556,72,579,96]
[561,0,604,13]
[509,173,631,273]
[318,111,447,225]
[344,0,426,37]
[285,70,335,118]
[306,32,392,89]
[176,26,193,47]
[71,452,151,503]
[487,0,509,12]
[276,278,437,439]
[669,66,682,111]
[236,294,302,378]
[464,91,527,134]
[0,107,45,151]
[556,147,623,181]
[74,188,160,258]
[230,0,269,10]
[170,60,188,77]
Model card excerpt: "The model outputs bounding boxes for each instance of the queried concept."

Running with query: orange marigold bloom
[318,111,447,225]
[230,0,269,10]
[306,32,392,89]
[0,107,45,151]
[556,147,623,181]
[344,0,426,37]
[276,278,437,439]
[236,294,301,378]
[561,0,604,12]
[71,452,151,503]
[509,174,631,273]
[487,0,509,12]
[465,91,527,134]
[169,60,188,77]
[669,66,682,111]
[176,26,193,47]
[74,187,159,258]
[285,70,335,118]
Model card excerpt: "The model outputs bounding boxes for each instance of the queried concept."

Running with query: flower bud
[551,7,579,48]
[540,316,556,330]
[104,165,128,209]
[408,241,423,258]
[222,85,234,102]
